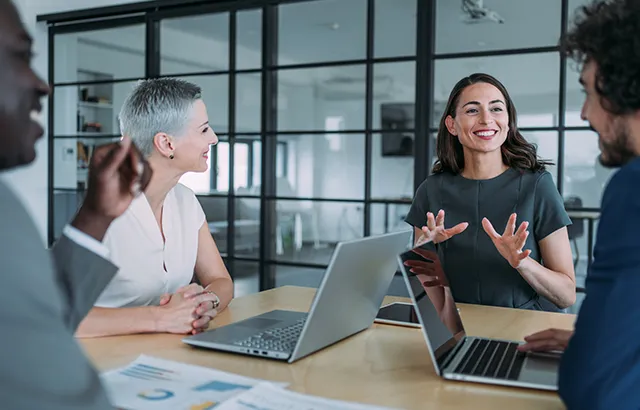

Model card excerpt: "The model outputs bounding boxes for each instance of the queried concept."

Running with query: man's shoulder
[0,180,64,314]
[601,159,640,208]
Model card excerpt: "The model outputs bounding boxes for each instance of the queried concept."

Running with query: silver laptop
[183,230,411,363]
[397,239,560,391]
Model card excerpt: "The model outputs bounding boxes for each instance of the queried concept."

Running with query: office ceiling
[76,0,591,97]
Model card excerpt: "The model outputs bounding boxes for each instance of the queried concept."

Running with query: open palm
[418,210,469,245]
[482,213,531,269]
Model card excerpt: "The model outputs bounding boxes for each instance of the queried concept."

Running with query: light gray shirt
[0,179,118,409]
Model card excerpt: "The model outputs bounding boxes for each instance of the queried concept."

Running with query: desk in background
[81,286,575,410]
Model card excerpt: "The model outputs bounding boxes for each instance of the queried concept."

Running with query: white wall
[4,0,146,241]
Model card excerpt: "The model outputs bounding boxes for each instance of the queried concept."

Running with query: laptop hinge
[441,337,467,371]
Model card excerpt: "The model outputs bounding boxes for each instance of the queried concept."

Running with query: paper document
[215,382,399,410]
[101,355,285,410]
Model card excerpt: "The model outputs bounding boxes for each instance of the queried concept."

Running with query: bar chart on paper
[101,355,284,410]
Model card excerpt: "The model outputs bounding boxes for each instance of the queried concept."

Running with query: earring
[169,153,174,159]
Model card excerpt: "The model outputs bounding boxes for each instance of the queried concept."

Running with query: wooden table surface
[81,286,576,410]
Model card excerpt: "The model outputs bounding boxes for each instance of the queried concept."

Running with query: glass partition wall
[44,0,596,309]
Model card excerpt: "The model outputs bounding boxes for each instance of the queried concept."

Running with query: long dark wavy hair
[432,73,552,174]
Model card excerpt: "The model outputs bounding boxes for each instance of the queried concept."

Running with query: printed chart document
[215,382,399,410]
[100,355,284,410]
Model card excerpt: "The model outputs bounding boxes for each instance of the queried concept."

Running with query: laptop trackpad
[518,353,560,386]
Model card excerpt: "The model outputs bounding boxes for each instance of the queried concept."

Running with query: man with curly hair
[518,0,640,408]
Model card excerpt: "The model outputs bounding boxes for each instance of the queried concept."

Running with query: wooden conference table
[81,286,576,410]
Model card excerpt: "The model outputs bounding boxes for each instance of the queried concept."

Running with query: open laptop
[183,230,411,363]
[397,239,561,391]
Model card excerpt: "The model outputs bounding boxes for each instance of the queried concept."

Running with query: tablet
[374,301,421,328]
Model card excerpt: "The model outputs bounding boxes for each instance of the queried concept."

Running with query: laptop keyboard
[232,318,307,352]
[453,339,526,381]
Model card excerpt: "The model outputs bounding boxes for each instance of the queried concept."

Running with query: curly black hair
[563,0,640,115]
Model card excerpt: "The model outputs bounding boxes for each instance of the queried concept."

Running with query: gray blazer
[0,180,117,409]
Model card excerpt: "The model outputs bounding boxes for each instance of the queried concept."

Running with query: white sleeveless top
[95,183,205,307]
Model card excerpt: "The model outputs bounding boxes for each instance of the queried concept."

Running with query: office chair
[564,196,585,269]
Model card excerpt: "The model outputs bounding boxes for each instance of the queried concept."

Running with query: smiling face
[444,82,509,156]
[0,0,50,170]
[579,60,636,167]
[171,99,218,173]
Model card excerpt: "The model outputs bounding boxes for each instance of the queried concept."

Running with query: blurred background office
[35,0,604,313]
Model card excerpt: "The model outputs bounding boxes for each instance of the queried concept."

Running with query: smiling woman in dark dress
[405,73,576,312]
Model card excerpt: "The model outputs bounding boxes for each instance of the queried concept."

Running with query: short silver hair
[119,78,202,157]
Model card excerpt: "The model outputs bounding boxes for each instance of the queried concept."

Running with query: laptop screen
[397,240,466,371]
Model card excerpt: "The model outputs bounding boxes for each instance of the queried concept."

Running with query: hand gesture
[482,213,531,269]
[517,328,573,353]
[403,248,448,288]
[418,210,469,245]
[156,291,219,335]
[72,137,152,241]
[159,284,218,334]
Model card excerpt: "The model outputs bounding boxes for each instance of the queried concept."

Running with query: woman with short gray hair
[76,78,233,337]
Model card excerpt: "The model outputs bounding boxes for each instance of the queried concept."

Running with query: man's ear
[153,132,174,159]
[445,115,457,136]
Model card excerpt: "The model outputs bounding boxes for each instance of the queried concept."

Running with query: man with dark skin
[0,0,217,408]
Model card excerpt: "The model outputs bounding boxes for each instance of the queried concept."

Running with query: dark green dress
[405,168,572,312]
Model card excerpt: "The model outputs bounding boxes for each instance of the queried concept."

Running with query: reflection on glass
[198,195,229,255]
[233,261,261,297]
[372,62,416,129]
[563,131,617,208]
[371,133,414,200]
[275,264,326,288]
[54,25,146,83]
[276,134,365,199]
[523,131,558,183]
[278,65,366,131]
[234,198,261,258]
[236,73,261,132]
[435,0,561,54]
[270,200,363,265]
[278,0,366,65]
[237,9,262,70]
[370,203,412,236]
[160,13,229,74]
[54,81,140,137]
[399,242,465,365]
[375,0,417,58]
[433,53,560,127]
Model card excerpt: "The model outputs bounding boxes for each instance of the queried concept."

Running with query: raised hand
[71,136,152,241]
[517,328,573,353]
[404,248,448,288]
[418,210,469,245]
[482,213,531,269]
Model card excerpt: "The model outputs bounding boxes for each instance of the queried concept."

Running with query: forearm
[517,257,576,309]
[204,277,234,311]
[75,306,160,338]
